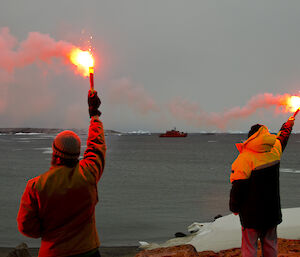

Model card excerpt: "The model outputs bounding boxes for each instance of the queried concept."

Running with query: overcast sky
[1,1,300,132]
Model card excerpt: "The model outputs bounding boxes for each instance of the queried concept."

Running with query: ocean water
[0,132,300,247]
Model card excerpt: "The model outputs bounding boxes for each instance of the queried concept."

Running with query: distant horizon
[2,126,300,135]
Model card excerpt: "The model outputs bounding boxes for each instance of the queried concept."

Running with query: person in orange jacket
[17,91,106,257]
[229,117,295,257]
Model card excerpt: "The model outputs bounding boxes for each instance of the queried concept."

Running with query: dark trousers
[241,226,277,257]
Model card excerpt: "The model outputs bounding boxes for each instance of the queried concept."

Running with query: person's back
[231,125,283,229]
[229,119,294,257]
[17,91,105,257]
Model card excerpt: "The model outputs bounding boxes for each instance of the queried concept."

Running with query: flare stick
[89,67,94,93]
[292,108,300,118]
[293,107,300,118]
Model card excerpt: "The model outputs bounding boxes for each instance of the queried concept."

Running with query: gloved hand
[287,116,295,127]
[88,90,101,118]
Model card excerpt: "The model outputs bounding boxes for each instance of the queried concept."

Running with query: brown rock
[197,250,218,257]
[136,238,300,257]
[198,238,300,257]
[135,244,199,257]
[7,243,32,257]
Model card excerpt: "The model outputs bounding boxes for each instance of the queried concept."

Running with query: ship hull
[159,133,187,137]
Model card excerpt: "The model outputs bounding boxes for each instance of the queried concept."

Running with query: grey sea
[1,132,300,247]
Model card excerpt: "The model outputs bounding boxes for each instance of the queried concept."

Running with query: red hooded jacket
[17,117,106,257]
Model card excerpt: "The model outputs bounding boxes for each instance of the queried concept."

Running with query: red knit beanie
[52,130,81,159]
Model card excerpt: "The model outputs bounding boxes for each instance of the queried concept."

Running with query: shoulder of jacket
[232,151,253,167]
[27,176,41,190]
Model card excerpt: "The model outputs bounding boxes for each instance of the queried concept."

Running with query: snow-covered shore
[140,207,300,252]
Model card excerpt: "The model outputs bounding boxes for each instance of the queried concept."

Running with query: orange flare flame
[280,95,300,113]
[287,96,300,112]
[69,48,94,77]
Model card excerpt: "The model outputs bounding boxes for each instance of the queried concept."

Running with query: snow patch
[139,207,300,252]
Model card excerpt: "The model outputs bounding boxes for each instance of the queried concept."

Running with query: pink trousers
[241,226,277,257]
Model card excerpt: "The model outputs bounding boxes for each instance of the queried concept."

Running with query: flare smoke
[0,27,298,129]
[168,93,297,129]
[107,78,160,115]
[0,27,74,73]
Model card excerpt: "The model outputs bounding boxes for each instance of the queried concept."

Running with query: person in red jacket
[17,91,106,257]
[229,116,295,257]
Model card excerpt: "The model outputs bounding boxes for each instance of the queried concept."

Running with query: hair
[248,124,263,138]
[51,155,79,168]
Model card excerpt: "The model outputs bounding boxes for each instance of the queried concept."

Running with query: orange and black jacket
[229,121,293,229]
[17,117,106,257]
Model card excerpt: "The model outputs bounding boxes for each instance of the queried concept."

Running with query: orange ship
[159,128,188,137]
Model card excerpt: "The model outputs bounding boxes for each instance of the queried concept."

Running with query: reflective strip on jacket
[17,117,106,257]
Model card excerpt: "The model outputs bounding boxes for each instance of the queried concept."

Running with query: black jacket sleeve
[277,120,293,152]
[229,179,249,213]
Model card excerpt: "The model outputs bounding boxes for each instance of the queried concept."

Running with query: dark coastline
[0,246,140,257]
[0,128,121,135]
[2,238,300,257]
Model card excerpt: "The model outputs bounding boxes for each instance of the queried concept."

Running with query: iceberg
[127,130,151,135]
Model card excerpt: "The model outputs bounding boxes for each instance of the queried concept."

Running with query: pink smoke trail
[1,27,299,129]
[168,93,299,129]
[0,27,75,73]
[107,78,160,115]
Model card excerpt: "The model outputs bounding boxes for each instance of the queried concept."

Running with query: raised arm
[277,117,294,152]
[80,91,106,183]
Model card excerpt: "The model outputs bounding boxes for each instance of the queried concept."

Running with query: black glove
[88,90,101,118]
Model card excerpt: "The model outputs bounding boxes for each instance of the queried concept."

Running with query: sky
[1,1,300,132]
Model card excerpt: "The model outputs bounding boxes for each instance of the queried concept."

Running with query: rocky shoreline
[137,238,300,256]
[2,239,299,257]
[198,238,300,257]
[1,244,139,257]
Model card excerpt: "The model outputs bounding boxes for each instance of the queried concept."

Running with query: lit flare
[69,48,94,77]
[287,96,300,112]
[278,95,300,114]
